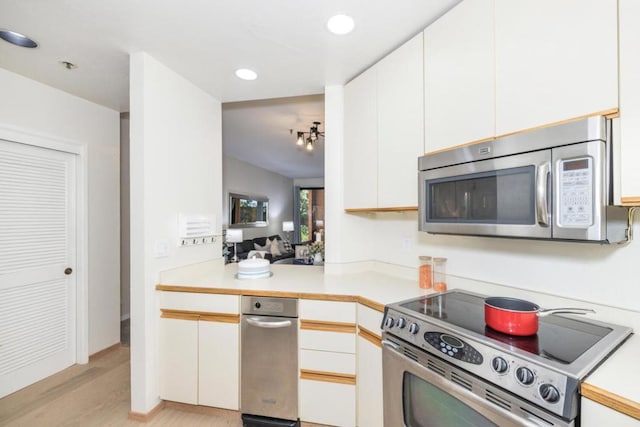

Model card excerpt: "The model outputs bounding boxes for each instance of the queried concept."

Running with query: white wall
[366,211,640,312]
[324,85,375,269]
[0,67,120,355]
[223,155,294,240]
[129,52,222,413]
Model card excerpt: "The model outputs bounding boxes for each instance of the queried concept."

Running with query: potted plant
[308,241,324,264]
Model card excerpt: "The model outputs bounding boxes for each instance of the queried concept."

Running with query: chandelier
[294,121,324,151]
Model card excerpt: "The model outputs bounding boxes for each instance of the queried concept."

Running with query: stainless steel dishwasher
[241,296,300,427]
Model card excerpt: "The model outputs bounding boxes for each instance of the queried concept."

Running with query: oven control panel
[382,308,576,419]
[424,332,483,365]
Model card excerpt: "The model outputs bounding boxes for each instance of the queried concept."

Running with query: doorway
[294,187,324,243]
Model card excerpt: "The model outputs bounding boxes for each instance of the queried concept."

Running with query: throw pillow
[254,238,271,252]
[277,239,286,254]
[282,239,293,252]
[270,239,282,256]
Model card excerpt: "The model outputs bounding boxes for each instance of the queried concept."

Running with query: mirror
[229,193,269,228]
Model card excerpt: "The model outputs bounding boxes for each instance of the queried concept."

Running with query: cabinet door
[424,0,495,152]
[357,335,383,427]
[299,380,356,427]
[198,320,239,410]
[377,33,424,208]
[158,317,198,404]
[581,398,638,427]
[617,0,640,205]
[344,66,378,209]
[495,0,618,136]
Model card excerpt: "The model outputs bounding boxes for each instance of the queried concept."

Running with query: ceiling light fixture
[60,61,77,70]
[0,29,38,48]
[235,68,257,81]
[293,121,324,151]
[327,14,355,35]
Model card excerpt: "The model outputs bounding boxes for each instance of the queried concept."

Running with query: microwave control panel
[559,157,593,227]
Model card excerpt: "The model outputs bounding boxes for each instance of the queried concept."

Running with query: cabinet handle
[245,317,292,329]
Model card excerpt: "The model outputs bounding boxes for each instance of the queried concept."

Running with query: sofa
[230,234,295,263]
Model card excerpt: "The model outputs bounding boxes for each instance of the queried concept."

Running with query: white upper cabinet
[344,33,424,210]
[377,33,424,208]
[617,0,640,205]
[344,66,378,210]
[495,0,618,136]
[424,0,495,153]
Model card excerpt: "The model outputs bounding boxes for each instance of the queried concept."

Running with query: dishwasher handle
[245,316,293,329]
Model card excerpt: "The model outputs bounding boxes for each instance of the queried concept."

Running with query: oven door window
[426,166,535,225]
[403,372,498,427]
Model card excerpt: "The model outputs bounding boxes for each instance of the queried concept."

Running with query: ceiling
[0,0,460,178]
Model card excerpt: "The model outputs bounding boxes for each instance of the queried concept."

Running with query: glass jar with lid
[433,257,447,292]
[418,256,433,289]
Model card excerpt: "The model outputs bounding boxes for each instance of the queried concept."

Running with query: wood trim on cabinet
[581,382,640,421]
[344,206,418,214]
[358,326,382,348]
[358,297,385,313]
[300,319,356,334]
[621,197,640,206]
[160,309,240,324]
[300,369,356,386]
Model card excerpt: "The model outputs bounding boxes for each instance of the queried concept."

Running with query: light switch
[154,239,170,258]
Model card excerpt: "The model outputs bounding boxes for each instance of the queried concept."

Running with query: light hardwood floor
[0,346,326,427]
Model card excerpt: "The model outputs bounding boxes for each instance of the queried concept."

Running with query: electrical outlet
[402,237,412,252]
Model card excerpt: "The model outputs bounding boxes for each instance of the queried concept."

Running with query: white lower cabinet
[158,316,198,404]
[357,304,384,427]
[581,398,638,427]
[198,319,239,410]
[299,299,357,427]
[158,292,240,409]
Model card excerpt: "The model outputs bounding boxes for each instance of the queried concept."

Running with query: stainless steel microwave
[418,116,629,243]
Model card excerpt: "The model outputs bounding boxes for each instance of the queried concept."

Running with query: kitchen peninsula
[156,261,640,426]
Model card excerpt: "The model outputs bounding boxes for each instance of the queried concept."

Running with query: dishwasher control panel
[241,296,298,317]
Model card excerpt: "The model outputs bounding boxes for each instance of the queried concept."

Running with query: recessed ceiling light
[0,29,38,48]
[235,68,258,81]
[327,14,355,35]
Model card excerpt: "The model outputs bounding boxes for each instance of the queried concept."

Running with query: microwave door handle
[536,162,550,227]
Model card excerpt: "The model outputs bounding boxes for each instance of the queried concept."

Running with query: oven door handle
[381,339,401,351]
[536,161,550,227]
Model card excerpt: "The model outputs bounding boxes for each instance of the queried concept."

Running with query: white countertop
[157,260,639,420]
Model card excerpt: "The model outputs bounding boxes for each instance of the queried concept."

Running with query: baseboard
[128,400,166,422]
[88,343,121,361]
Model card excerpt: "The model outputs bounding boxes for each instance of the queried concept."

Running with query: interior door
[0,139,77,398]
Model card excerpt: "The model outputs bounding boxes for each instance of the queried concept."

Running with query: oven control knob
[491,357,509,374]
[408,323,420,335]
[396,317,407,329]
[515,367,535,386]
[384,317,395,329]
[539,383,560,403]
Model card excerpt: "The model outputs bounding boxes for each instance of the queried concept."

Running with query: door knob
[64,268,73,275]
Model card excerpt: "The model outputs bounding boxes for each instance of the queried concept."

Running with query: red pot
[484,297,595,336]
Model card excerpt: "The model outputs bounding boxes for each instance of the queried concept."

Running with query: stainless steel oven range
[382,290,632,427]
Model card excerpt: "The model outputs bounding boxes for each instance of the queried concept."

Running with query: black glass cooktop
[400,291,612,364]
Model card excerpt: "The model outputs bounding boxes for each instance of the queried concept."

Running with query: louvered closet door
[0,139,76,398]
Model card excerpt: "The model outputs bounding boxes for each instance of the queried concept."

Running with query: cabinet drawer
[357,304,383,334]
[299,300,356,323]
[299,380,356,427]
[299,329,356,354]
[159,292,239,313]
[300,349,355,375]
